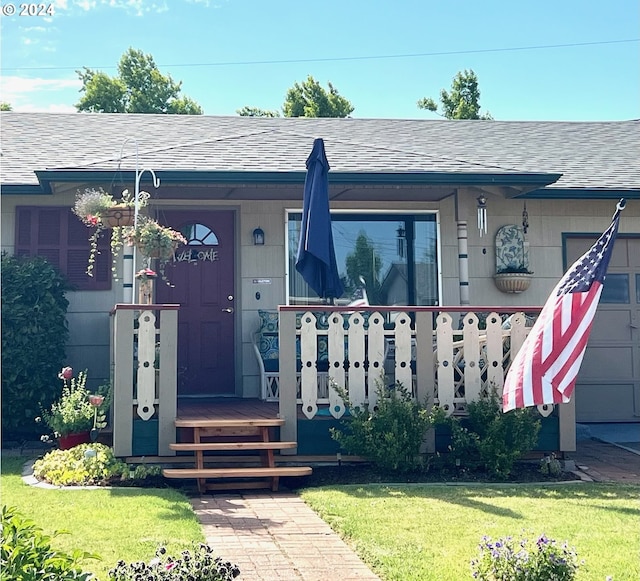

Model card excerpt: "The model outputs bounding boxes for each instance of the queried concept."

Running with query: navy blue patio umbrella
[295,138,344,303]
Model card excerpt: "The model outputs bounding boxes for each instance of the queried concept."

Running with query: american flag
[503,200,626,412]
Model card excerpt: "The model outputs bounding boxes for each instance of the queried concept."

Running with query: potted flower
[38,366,110,449]
[72,187,150,278]
[136,267,157,304]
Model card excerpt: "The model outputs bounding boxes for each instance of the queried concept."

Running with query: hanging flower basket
[494,272,533,294]
[72,187,151,278]
[103,204,136,228]
[127,217,187,262]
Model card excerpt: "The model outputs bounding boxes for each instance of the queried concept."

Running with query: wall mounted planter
[494,272,533,294]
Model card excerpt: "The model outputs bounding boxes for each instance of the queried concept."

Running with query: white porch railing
[277,306,577,453]
[110,304,179,457]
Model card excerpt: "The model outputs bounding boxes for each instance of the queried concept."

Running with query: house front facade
[2,113,639,456]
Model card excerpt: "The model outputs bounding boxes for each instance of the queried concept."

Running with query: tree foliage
[283,75,354,117]
[236,106,280,117]
[1,102,13,111]
[238,75,354,118]
[418,69,492,120]
[76,48,203,114]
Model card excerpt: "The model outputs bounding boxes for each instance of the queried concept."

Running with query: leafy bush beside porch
[330,381,541,478]
[1,253,71,440]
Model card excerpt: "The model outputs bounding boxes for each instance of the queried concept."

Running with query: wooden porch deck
[176,398,280,421]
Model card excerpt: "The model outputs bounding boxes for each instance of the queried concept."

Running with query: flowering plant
[135,267,157,281]
[127,218,187,284]
[72,187,150,278]
[108,544,240,581]
[471,533,580,580]
[38,367,110,439]
[126,217,187,261]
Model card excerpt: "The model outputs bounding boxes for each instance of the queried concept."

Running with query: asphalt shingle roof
[1,113,638,191]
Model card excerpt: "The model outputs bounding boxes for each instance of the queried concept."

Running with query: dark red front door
[155,210,235,396]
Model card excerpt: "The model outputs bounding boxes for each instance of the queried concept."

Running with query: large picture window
[287,212,439,306]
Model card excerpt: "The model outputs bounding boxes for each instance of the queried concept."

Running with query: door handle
[221,307,234,313]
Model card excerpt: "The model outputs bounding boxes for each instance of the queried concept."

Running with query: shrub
[330,378,433,473]
[1,253,71,439]
[32,443,128,486]
[471,533,580,580]
[108,544,240,581]
[1,505,99,580]
[435,390,540,478]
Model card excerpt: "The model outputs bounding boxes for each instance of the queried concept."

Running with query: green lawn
[5,454,640,581]
[1,456,204,581]
[301,483,640,581]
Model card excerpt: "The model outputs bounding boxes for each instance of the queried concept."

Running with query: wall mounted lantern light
[253,227,265,246]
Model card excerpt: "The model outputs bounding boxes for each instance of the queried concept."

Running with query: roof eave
[522,188,640,200]
[25,169,562,190]
[0,183,52,195]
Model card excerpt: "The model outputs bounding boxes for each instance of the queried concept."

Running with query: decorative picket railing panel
[279,307,541,422]
[111,304,179,457]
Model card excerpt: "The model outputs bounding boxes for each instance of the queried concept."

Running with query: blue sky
[1,0,638,120]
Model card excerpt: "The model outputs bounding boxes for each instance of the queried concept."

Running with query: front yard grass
[301,483,640,581]
[5,454,640,581]
[1,456,204,580]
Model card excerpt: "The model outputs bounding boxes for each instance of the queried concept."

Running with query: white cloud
[50,0,169,14]
[0,76,82,111]
[48,0,220,15]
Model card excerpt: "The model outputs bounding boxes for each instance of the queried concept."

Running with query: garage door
[566,236,640,422]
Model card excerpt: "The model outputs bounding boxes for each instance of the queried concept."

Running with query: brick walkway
[192,492,380,581]
[569,438,640,484]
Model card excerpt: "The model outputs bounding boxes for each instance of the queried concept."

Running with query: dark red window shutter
[15,206,111,291]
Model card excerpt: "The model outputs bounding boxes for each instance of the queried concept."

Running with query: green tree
[236,106,280,117]
[283,75,354,117]
[238,75,354,118]
[1,102,13,111]
[344,232,383,304]
[76,48,203,114]
[418,69,492,119]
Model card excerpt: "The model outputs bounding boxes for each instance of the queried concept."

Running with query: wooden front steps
[162,417,312,492]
